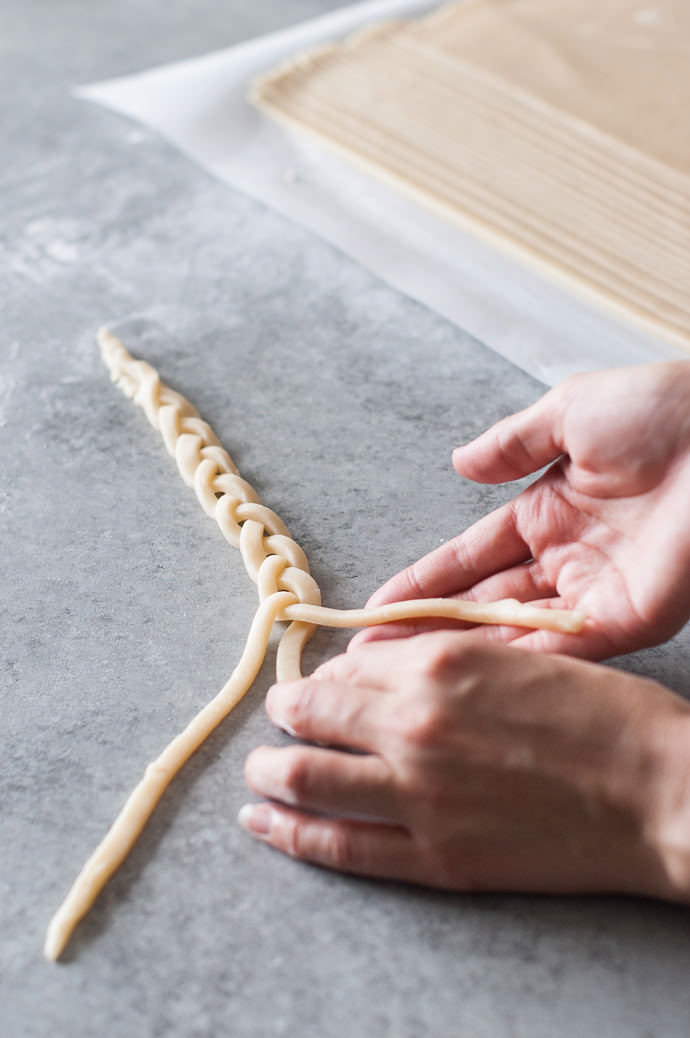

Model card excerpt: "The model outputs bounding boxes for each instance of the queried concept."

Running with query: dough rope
[43,330,585,962]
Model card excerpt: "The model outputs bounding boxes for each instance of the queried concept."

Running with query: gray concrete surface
[3,3,690,1036]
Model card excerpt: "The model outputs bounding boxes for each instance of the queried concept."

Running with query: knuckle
[494,425,530,479]
[280,687,307,735]
[313,652,357,683]
[319,823,358,871]
[281,750,314,802]
[397,694,448,749]
[401,564,425,600]
[274,815,357,871]
[279,814,303,858]
[419,632,491,697]
[416,631,466,682]
[270,680,318,738]
[334,652,374,688]
[269,809,302,859]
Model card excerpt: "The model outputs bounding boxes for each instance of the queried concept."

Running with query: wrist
[642,704,690,903]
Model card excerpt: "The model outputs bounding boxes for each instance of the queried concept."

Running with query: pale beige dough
[43,331,584,961]
[252,0,690,352]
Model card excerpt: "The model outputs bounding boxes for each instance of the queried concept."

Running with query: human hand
[357,361,690,660]
[240,633,690,901]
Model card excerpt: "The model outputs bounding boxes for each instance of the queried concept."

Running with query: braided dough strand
[96,329,586,641]
[43,331,585,962]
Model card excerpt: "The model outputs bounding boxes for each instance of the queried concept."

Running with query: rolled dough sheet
[253,0,690,353]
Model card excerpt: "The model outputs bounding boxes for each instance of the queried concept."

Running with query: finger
[349,616,472,648]
[266,674,391,750]
[366,499,531,607]
[309,632,474,694]
[452,385,565,484]
[457,559,556,606]
[353,561,557,647]
[309,638,418,687]
[461,596,605,654]
[508,619,617,661]
[351,614,521,648]
[238,803,418,881]
[244,745,397,820]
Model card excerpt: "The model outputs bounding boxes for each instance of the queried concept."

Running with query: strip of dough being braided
[43,330,585,961]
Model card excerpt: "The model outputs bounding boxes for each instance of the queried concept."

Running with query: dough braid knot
[99,328,322,618]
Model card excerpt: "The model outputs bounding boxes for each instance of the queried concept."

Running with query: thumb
[453,387,566,484]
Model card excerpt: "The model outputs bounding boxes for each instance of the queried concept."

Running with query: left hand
[240,632,690,901]
[355,362,690,661]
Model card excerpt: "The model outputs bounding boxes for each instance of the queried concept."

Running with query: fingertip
[451,442,486,480]
[242,746,261,786]
[238,802,273,838]
[451,442,473,473]
[265,684,300,737]
[452,394,563,484]
[451,437,504,483]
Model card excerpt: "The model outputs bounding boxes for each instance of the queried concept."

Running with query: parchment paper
[76,0,686,387]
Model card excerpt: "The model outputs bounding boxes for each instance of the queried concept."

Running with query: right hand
[357,361,690,660]
[243,632,690,902]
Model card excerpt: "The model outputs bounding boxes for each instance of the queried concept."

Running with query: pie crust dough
[252,0,690,352]
[43,330,584,961]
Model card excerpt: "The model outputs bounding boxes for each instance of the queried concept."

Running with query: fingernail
[238,803,273,837]
[266,686,298,737]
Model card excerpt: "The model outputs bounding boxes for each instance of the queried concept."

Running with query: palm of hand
[364,362,690,661]
[495,454,690,658]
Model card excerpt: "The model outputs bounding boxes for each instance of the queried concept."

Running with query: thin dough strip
[44,331,584,962]
[43,590,296,963]
[282,598,585,635]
